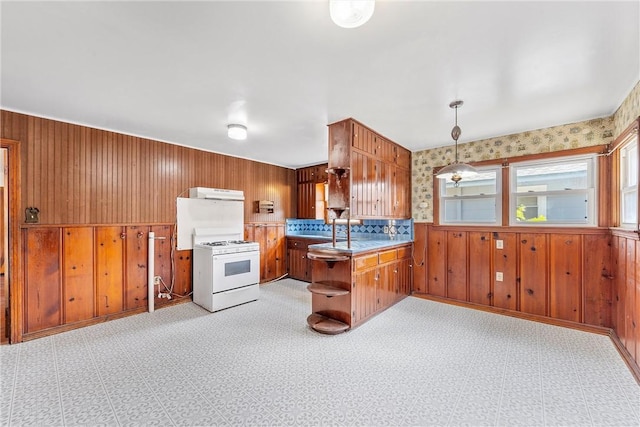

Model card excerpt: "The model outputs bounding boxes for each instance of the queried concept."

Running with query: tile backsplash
[285,218,413,241]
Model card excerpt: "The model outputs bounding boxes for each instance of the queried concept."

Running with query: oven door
[211,250,260,293]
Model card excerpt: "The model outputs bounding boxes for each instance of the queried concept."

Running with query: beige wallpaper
[411,79,640,222]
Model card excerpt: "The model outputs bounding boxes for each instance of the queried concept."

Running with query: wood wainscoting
[412,223,640,379]
[20,224,191,341]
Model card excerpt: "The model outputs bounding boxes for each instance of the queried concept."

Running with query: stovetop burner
[201,240,254,246]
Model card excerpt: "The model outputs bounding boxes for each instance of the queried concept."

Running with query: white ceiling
[1,1,638,169]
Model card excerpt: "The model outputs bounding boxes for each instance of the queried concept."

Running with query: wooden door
[468,232,491,305]
[377,160,390,217]
[519,233,547,316]
[95,226,124,316]
[412,223,428,293]
[392,166,411,219]
[549,234,582,322]
[377,263,395,309]
[24,228,62,333]
[427,229,446,297]
[124,226,148,310]
[492,233,517,310]
[446,231,467,301]
[63,227,94,323]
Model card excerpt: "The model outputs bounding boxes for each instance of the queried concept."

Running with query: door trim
[1,138,22,343]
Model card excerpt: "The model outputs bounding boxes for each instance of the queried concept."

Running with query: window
[510,155,597,226]
[440,167,501,225]
[620,137,638,228]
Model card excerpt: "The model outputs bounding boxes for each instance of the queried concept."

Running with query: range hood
[189,187,245,201]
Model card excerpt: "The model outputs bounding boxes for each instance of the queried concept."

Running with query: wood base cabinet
[307,243,412,334]
[286,237,328,282]
[245,223,286,283]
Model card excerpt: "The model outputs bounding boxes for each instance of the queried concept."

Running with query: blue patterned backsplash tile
[285,218,413,240]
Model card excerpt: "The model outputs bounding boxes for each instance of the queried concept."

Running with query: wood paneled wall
[1,110,296,224]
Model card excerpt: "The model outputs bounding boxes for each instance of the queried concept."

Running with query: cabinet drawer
[378,249,397,264]
[397,246,411,259]
[287,239,308,250]
[355,254,378,271]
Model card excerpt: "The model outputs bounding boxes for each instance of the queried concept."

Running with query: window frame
[508,154,598,227]
[614,120,640,230]
[438,165,502,226]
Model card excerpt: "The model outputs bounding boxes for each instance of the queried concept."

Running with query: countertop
[307,238,412,255]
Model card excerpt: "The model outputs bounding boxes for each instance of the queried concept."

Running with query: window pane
[516,193,588,223]
[623,144,638,187]
[516,160,588,192]
[444,198,496,222]
[443,170,497,196]
[622,190,638,224]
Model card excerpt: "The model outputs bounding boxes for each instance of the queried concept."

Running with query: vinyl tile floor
[1,279,639,426]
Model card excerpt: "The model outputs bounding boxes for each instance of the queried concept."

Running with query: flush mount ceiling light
[329,0,375,28]
[436,100,478,187]
[227,124,247,141]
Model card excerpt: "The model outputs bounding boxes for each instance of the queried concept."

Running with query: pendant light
[436,100,477,187]
[329,0,375,28]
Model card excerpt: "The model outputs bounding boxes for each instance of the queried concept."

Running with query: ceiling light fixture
[227,124,247,140]
[436,100,478,187]
[329,0,375,28]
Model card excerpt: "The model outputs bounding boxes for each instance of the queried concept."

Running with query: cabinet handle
[137,232,144,238]
[120,232,126,239]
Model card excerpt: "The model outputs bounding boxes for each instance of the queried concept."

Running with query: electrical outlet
[496,272,503,281]
[496,239,504,249]
[154,276,161,285]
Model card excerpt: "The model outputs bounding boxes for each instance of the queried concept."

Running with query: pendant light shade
[330,0,375,28]
[436,100,477,186]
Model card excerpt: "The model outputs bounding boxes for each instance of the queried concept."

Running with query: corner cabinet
[244,223,286,283]
[327,118,411,220]
[306,243,412,334]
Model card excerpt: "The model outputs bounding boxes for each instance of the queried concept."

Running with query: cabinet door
[378,263,396,309]
[427,230,446,297]
[396,257,412,299]
[519,233,548,316]
[492,233,517,310]
[125,226,148,310]
[297,182,315,219]
[353,267,378,324]
[328,120,351,168]
[174,250,192,297]
[273,225,286,279]
[63,227,95,323]
[392,165,411,219]
[549,235,582,322]
[287,248,308,281]
[24,228,62,333]
[446,231,467,301]
[395,145,411,169]
[95,226,124,316]
[468,232,491,305]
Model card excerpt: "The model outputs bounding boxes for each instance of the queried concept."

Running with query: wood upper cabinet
[95,226,124,316]
[24,228,62,333]
[63,227,95,323]
[328,118,411,220]
[549,234,582,323]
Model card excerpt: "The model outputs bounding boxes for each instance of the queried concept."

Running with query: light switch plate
[496,272,504,281]
[496,239,504,249]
